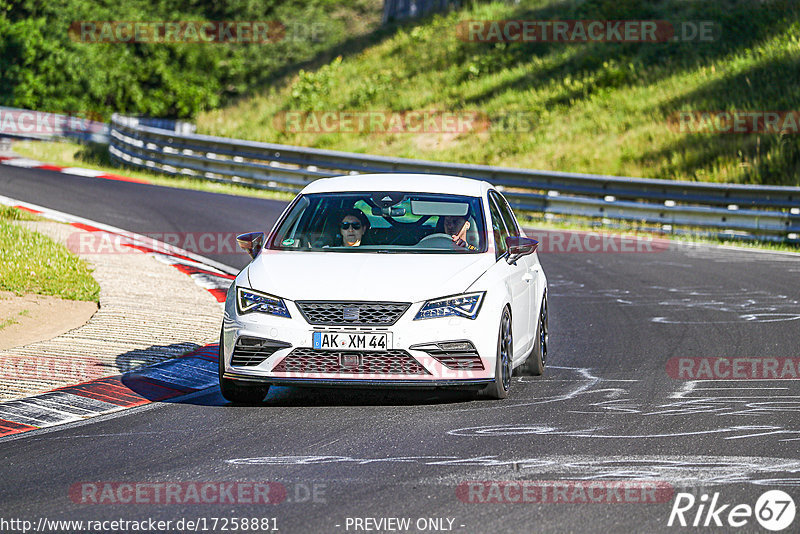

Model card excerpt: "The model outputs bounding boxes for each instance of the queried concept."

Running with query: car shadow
[178,384,484,407]
[113,342,203,375]
[264,385,481,406]
[110,342,487,406]
[104,342,214,402]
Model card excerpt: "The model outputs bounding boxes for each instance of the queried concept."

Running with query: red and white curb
[0,155,150,184]
[0,344,220,438]
[0,196,241,438]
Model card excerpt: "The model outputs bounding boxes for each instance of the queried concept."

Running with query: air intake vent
[231,336,291,367]
[429,354,484,370]
[272,348,429,375]
[409,340,484,370]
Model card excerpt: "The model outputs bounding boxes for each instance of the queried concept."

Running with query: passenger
[339,209,370,247]
[442,215,477,250]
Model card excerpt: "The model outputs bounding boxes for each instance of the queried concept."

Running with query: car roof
[300,173,494,197]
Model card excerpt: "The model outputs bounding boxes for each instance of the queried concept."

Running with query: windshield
[268,192,486,253]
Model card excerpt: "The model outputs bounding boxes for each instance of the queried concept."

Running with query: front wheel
[484,307,513,399]
[218,328,270,405]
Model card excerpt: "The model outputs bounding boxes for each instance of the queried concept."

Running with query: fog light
[438,341,474,352]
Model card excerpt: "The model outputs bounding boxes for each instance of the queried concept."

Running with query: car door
[493,192,540,353]
[488,191,533,359]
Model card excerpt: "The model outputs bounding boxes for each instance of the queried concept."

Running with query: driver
[339,209,370,247]
[442,215,477,250]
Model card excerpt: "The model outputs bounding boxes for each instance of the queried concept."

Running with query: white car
[219,173,548,402]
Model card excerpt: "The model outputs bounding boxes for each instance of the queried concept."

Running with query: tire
[484,307,513,399]
[519,291,547,376]
[218,327,270,405]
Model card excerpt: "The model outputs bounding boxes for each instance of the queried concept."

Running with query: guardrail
[110,114,800,241]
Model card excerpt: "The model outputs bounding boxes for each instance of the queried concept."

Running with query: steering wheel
[416,233,455,248]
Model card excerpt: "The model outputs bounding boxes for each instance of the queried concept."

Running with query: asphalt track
[1,165,800,533]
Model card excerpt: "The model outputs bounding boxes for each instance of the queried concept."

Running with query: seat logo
[343,306,359,321]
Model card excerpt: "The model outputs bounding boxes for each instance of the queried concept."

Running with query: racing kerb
[108,114,800,243]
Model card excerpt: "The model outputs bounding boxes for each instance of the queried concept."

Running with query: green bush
[0,0,379,118]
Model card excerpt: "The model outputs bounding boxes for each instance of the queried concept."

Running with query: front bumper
[221,287,500,387]
[221,370,493,389]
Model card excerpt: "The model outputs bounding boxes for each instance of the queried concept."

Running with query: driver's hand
[451,220,474,249]
[451,235,476,250]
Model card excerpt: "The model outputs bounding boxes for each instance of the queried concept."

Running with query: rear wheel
[218,327,270,405]
[519,291,547,376]
[484,307,513,399]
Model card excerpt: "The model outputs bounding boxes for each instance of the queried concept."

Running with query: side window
[271,196,309,246]
[488,195,509,257]
[491,191,520,238]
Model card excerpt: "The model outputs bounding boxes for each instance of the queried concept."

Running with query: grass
[0,206,101,301]
[196,0,800,187]
[0,310,31,331]
[0,205,41,222]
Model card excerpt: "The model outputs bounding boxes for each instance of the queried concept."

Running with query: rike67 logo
[668,490,796,531]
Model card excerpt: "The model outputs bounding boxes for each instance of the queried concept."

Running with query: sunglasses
[340,222,362,230]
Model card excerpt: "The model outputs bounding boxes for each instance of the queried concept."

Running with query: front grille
[231,336,292,367]
[272,348,430,375]
[295,301,410,326]
[430,354,484,370]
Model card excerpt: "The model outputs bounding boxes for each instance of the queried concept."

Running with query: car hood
[246,251,495,302]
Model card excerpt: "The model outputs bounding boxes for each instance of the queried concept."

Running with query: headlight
[414,292,485,320]
[237,287,291,318]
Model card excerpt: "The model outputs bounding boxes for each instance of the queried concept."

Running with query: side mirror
[236,232,265,259]
[505,236,539,264]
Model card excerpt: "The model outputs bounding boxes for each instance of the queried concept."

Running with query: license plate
[312,331,390,351]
